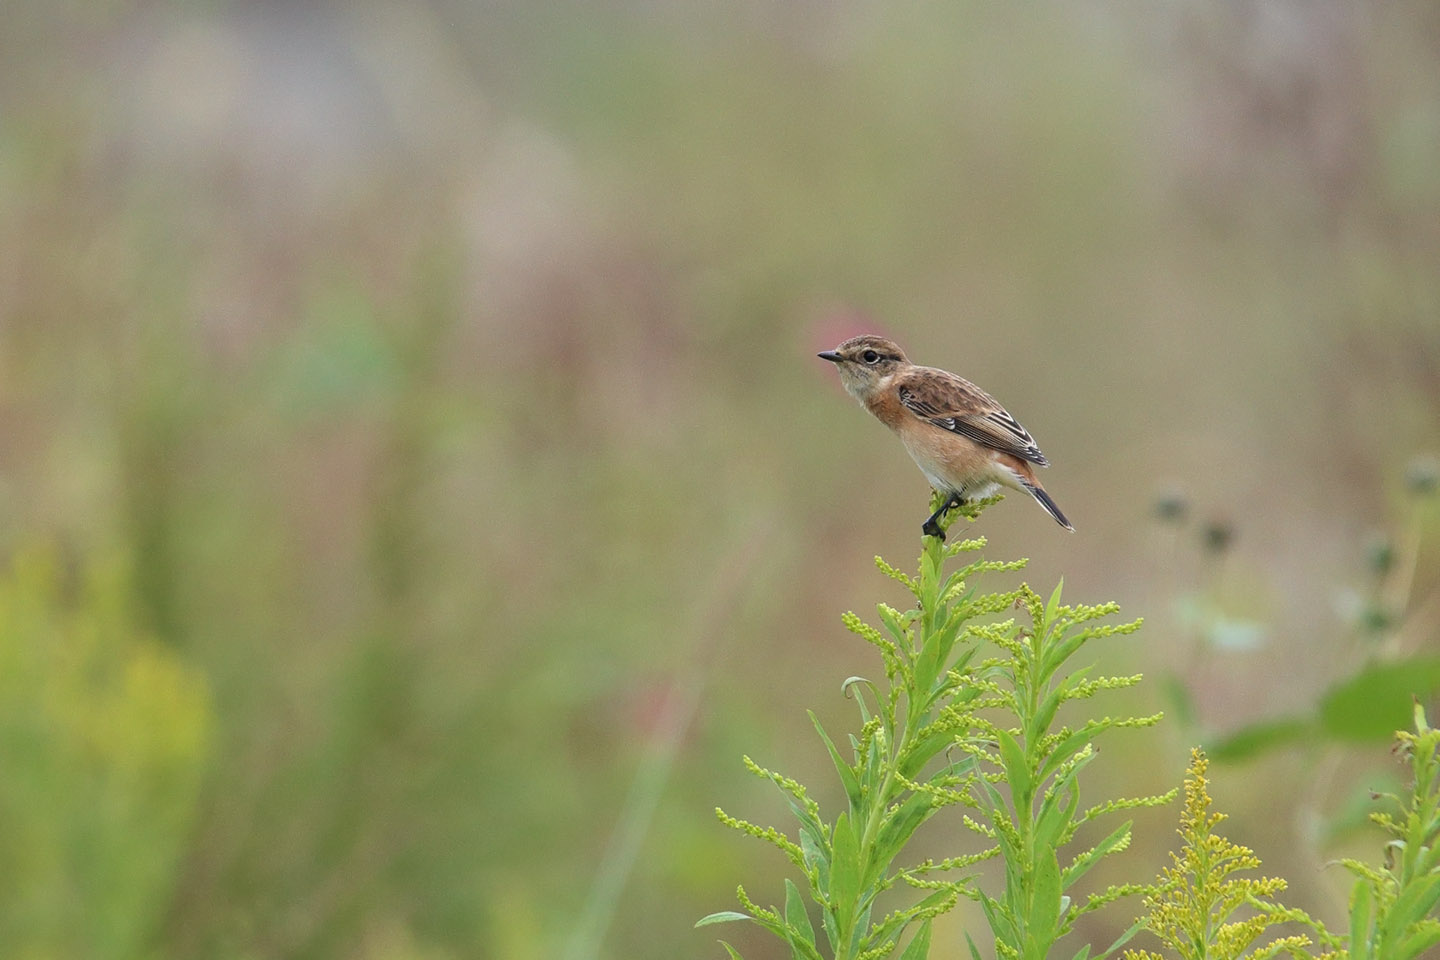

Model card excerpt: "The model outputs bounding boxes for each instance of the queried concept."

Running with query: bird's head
[817,335,909,401]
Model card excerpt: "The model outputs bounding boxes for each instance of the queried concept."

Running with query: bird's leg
[921,492,964,541]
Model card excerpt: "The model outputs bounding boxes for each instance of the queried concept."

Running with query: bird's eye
[862,350,880,364]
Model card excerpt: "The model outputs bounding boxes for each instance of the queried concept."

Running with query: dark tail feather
[1024,483,1074,532]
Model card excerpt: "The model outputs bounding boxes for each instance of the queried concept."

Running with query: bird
[818,334,1073,538]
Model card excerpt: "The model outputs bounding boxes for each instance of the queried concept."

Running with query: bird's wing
[897,368,1050,466]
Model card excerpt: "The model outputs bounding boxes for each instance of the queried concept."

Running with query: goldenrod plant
[961,560,1173,960]
[699,495,1170,960]
[1340,702,1440,960]
[1123,750,1338,960]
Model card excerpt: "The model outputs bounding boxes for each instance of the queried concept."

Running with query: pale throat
[842,371,894,405]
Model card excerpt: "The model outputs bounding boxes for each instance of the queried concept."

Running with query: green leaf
[718,941,746,960]
[821,909,839,953]
[696,911,752,927]
[997,729,1031,802]
[785,798,826,848]
[830,812,861,935]
[900,727,957,779]
[872,792,939,886]
[1033,687,1065,745]
[1382,873,1440,946]
[842,677,875,723]
[913,629,944,696]
[867,888,954,948]
[965,932,985,960]
[1036,724,1102,786]
[977,891,1016,946]
[899,919,933,960]
[974,772,1010,836]
[1096,919,1147,959]
[1205,716,1315,762]
[1397,923,1440,960]
[1045,579,1065,628]
[1063,820,1132,887]
[785,879,815,948]
[1027,850,1063,958]
[1034,781,1080,853]
[850,903,874,957]
[1041,630,1099,680]
[799,824,830,888]
[878,605,910,647]
[1320,657,1440,742]
[1349,881,1375,960]
[810,711,861,815]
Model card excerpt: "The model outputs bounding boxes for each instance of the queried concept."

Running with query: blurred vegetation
[0,1,1438,958]
[0,548,209,959]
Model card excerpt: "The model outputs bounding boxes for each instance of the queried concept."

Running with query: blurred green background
[2,1,1439,958]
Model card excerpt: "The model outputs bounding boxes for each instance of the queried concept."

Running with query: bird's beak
[817,351,843,363]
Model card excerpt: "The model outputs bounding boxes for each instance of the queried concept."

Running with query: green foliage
[963,571,1173,960]
[1207,661,1440,762]
[1341,702,1440,960]
[701,495,1169,960]
[1204,468,1440,762]
[0,545,212,960]
[699,496,1007,960]
[1124,749,1337,960]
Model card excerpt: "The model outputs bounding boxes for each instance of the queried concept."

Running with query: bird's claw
[922,520,945,541]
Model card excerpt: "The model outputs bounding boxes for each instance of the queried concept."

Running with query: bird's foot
[922,519,946,541]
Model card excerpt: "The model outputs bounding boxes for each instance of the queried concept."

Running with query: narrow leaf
[810,710,861,815]
[821,910,839,953]
[799,824,830,889]
[1063,821,1132,887]
[830,813,861,936]
[1397,923,1440,960]
[1036,726,1100,786]
[1350,881,1375,960]
[878,605,910,647]
[1035,782,1080,853]
[867,888,954,948]
[872,792,939,886]
[1045,579,1064,627]
[785,879,815,948]
[842,676,875,723]
[696,911,751,927]
[899,919,933,960]
[1029,850,1063,951]
[900,728,957,779]
[997,729,1031,802]
[1382,873,1440,946]
[1096,919,1147,959]
[1033,687,1065,745]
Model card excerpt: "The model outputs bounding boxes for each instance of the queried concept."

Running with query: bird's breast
[862,384,908,429]
[894,419,1021,498]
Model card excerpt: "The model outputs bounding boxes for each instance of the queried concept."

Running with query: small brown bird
[819,335,1073,537]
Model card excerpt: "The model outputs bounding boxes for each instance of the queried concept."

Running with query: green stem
[843,539,946,960]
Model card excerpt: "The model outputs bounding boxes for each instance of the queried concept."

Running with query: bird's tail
[1023,482,1074,532]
